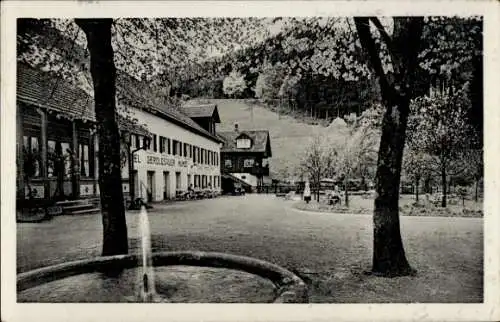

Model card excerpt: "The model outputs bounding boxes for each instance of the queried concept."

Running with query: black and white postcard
[1,1,499,321]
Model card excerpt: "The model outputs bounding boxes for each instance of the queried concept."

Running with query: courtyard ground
[16,194,483,303]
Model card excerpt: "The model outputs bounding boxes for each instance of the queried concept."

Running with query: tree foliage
[301,136,337,201]
[407,83,476,207]
[222,70,247,98]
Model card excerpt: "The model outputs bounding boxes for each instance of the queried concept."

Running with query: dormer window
[236,137,252,149]
[235,132,253,149]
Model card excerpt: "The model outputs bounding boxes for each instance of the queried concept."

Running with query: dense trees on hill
[179,17,482,135]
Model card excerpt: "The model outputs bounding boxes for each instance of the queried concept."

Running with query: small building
[218,124,272,192]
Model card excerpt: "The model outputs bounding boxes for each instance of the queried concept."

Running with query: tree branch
[369,17,400,75]
[369,17,394,51]
[353,17,395,102]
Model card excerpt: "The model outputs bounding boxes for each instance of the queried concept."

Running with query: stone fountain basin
[17,251,308,303]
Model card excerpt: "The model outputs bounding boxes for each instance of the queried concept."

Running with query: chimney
[234,123,239,132]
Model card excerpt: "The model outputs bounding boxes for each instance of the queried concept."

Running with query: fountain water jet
[138,205,161,302]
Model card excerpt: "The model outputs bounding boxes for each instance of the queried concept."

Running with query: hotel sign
[134,154,190,168]
[146,156,175,166]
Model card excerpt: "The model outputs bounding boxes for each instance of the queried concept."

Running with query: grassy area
[293,194,483,218]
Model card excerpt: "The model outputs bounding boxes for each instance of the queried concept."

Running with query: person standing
[303,180,311,204]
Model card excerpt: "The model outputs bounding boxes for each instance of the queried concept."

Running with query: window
[143,136,150,150]
[47,140,56,177]
[153,134,157,152]
[200,148,204,164]
[136,135,141,149]
[159,136,164,153]
[184,143,188,157]
[175,172,181,190]
[47,140,76,179]
[167,138,171,154]
[131,134,137,149]
[236,138,252,149]
[79,143,90,177]
[23,135,41,177]
[61,142,71,178]
[173,140,178,155]
[244,158,255,168]
[173,140,182,156]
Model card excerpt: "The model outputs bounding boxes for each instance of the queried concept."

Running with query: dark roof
[151,104,224,143]
[218,130,272,157]
[221,173,252,187]
[17,63,95,121]
[180,102,221,123]
[116,73,223,143]
[17,63,222,143]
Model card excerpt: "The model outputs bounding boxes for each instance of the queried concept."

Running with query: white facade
[121,108,221,202]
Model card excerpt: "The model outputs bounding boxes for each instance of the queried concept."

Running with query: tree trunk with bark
[475,177,479,202]
[76,19,128,256]
[415,176,420,202]
[441,164,447,208]
[354,17,423,277]
[344,175,349,207]
[315,175,320,202]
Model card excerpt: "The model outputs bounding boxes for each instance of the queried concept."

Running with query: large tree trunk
[76,19,128,256]
[371,97,414,276]
[354,17,423,277]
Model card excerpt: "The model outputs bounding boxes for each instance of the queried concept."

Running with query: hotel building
[16,63,223,207]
